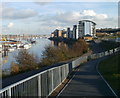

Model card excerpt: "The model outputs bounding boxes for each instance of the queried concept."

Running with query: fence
[0,47,120,97]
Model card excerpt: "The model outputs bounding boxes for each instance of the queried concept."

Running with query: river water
[0,38,51,72]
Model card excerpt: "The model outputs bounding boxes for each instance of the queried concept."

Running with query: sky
[1,1,119,35]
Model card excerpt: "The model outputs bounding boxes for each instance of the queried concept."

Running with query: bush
[11,62,20,75]
[41,44,69,66]
[16,49,38,71]
[40,39,88,66]
[10,39,88,74]
[72,39,88,56]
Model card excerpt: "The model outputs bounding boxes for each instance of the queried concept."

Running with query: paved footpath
[57,57,117,97]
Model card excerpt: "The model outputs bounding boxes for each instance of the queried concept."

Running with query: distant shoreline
[49,37,77,45]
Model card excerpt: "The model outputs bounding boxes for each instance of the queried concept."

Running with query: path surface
[57,41,116,97]
[58,58,115,97]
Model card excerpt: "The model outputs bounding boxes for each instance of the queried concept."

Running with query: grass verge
[99,53,120,97]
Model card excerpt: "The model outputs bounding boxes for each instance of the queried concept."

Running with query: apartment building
[77,20,96,38]
[51,20,96,40]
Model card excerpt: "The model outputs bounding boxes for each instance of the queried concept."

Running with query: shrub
[72,39,88,57]
[11,62,20,75]
[16,49,38,71]
[11,39,88,73]
[40,39,88,66]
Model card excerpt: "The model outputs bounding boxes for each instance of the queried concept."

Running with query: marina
[0,37,51,75]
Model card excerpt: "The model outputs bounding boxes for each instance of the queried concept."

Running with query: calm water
[0,38,51,71]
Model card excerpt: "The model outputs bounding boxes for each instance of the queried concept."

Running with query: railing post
[59,66,61,83]
[51,70,54,90]
[38,75,41,96]
[8,88,11,96]
[64,65,66,79]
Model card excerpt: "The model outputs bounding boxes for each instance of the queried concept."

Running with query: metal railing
[0,46,120,97]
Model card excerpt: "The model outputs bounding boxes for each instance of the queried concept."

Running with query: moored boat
[18,43,32,49]
[8,47,15,52]
[23,43,32,49]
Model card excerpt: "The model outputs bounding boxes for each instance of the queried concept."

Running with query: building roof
[79,20,96,25]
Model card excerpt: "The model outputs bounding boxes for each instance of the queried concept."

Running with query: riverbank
[2,38,90,80]
[2,49,92,88]
[99,53,120,97]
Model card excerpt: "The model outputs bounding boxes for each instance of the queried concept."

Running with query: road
[57,41,117,97]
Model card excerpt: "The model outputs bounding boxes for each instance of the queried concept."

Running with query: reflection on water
[2,51,9,58]
[0,38,51,71]
[51,40,67,48]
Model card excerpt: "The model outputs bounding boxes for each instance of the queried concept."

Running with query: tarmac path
[57,57,116,97]
[57,41,117,97]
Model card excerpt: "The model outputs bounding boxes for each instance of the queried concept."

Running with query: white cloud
[2,8,117,34]
[49,10,108,24]
[95,14,108,20]
[82,10,96,16]
[40,9,116,29]
[7,22,14,28]
[2,7,38,19]
[51,11,81,25]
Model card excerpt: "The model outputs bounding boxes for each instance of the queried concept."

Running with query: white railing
[0,46,120,97]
